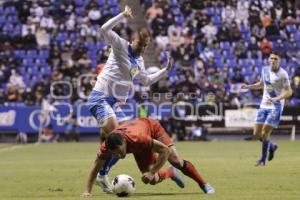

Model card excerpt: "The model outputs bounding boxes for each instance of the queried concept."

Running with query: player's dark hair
[270,50,281,57]
[105,133,123,150]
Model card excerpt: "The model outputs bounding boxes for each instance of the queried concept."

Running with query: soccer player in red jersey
[82,118,215,197]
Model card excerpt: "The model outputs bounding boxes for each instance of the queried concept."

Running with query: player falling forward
[81,118,215,197]
[241,51,292,166]
[87,5,172,192]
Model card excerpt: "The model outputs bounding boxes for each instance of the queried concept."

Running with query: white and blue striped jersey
[93,13,168,102]
[260,66,290,111]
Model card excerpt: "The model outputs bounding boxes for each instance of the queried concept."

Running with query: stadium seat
[96,0,105,6]
[39,50,50,59]
[74,0,84,6]
[4,6,16,15]
[206,7,215,16]
[27,50,38,59]
[108,0,119,7]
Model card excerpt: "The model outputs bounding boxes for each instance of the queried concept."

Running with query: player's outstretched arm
[139,55,173,86]
[241,79,263,90]
[99,5,133,45]
[82,157,105,196]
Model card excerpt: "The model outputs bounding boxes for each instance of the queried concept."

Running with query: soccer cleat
[268,144,278,161]
[170,166,185,188]
[255,160,266,166]
[94,174,113,193]
[199,183,215,194]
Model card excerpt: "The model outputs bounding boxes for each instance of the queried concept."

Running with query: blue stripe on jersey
[263,66,281,110]
[128,45,138,67]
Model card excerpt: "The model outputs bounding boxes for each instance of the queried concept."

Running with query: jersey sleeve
[99,13,127,51]
[137,61,168,86]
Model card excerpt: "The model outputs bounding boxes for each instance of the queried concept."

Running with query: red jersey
[99,118,172,159]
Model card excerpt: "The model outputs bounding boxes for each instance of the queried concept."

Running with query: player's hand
[165,54,173,71]
[267,97,278,104]
[81,191,92,197]
[123,5,133,18]
[141,172,156,184]
[240,83,249,89]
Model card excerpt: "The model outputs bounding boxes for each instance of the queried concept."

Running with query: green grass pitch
[0,141,300,200]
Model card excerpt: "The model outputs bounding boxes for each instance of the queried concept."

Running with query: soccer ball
[112,174,136,197]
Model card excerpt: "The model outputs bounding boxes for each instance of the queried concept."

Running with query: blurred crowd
[0,0,132,105]
[142,0,300,107]
[0,0,300,107]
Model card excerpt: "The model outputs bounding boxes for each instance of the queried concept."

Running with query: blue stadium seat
[27,50,38,59]
[212,16,221,27]
[0,15,4,25]
[97,0,105,6]
[108,0,119,7]
[206,7,215,16]
[227,58,236,68]
[6,15,18,24]
[4,6,16,15]
[110,6,120,16]
[286,24,297,33]
[23,58,34,66]
[74,0,84,6]
[75,7,85,15]
[238,59,249,68]
[220,41,231,50]
[171,7,181,16]
[169,0,178,8]
[39,50,50,58]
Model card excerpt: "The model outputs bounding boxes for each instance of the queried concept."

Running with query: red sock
[157,168,174,182]
[180,160,207,185]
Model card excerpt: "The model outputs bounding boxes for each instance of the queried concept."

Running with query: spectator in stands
[231,67,245,84]
[169,31,183,49]
[22,87,35,105]
[251,22,266,41]
[155,29,169,50]
[260,8,272,27]
[230,23,242,41]
[201,20,217,44]
[146,2,163,23]
[39,124,59,143]
[35,27,50,48]
[167,23,181,38]
[259,38,272,56]
[88,4,102,25]
[236,0,249,26]
[40,12,56,30]
[8,69,25,89]
[6,85,21,102]
[216,26,230,41]
[234,39,248,59]
[221,5,235,27]
[282,0,297,24]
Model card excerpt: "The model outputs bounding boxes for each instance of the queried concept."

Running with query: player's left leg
[256,124,274,166]
[96,106,129,192]
[168,146,215,194]
[256,108,281,166]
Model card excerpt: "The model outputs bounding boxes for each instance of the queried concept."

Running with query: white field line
[0,145,24,153]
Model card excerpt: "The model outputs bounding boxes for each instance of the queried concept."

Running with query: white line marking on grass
[0,145,23,153]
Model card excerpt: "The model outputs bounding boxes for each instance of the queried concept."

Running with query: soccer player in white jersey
[86,5,172,193]
[241,51,292,166]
